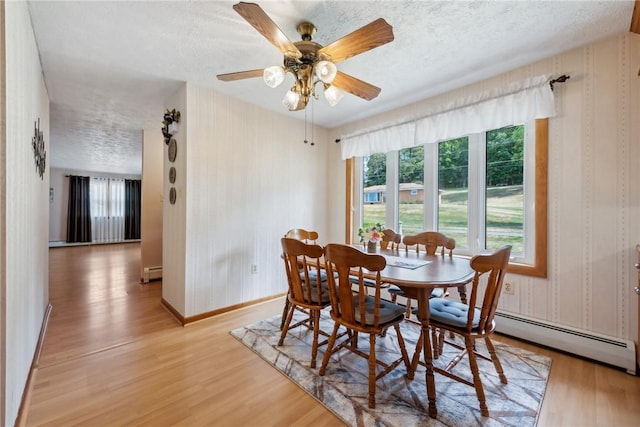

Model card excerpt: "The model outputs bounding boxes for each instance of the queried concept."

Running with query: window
[361,153,387,229]
[485,126,524,252]
[398,146,424,236]
[90,177,125,243]
[438,137,469,248]
[350,119,547,277]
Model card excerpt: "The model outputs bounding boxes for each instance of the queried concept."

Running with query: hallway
[27,243,338,425]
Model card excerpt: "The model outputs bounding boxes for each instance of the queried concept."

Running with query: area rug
[230,310,551,427]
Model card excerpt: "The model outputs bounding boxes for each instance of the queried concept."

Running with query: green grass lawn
[363,185,524,253]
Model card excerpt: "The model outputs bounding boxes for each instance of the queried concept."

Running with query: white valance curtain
[340,74,556,160]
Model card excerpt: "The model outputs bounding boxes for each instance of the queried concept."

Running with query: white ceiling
[26,0,636,175]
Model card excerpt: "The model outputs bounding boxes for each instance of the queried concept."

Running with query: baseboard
[161,293,287,326]
[49,240,140,248]
[142,266,162,283]
[495,311,637,375]
[15,303,52,427]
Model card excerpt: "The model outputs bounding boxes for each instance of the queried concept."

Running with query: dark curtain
[124,179,142,240]
[66,175,92,243]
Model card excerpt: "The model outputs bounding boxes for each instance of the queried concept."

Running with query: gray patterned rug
[230,310,551,426]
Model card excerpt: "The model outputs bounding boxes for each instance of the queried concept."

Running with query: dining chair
[280,228,321,330]
[403,231,455,257]
[388,231,456,319]
[279,237,331,368]
[380,228,401,250]
[320,243,410,409]
[285,228,319,243]
[410,245,512,417]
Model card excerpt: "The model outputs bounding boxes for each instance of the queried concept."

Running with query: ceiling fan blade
[332,72,381,101]
[233,2,301,58]
[216,69,264,81]
[318,18,394,63]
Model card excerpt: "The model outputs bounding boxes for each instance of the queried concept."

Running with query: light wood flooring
[24,243,640,426]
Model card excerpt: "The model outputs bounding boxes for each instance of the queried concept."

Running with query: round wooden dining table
[356,245,475,418]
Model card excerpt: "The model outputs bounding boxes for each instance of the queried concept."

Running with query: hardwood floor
[24,243,640,426]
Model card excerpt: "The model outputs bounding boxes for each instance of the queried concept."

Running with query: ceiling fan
[216,2,394,111]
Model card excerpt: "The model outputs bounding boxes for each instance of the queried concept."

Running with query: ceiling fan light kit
[263,65,285,88]
[217,2,394,112]
[323,84,344,107]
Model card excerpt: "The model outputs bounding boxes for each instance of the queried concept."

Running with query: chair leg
[278,301,295,346]
[465,337,488,417]
[319,322,341,376]
[408,331,423,380]
[457,285,468,304]
[438,328,445,356]
[485,337,507,384]
[431,327,440,359]
[393,323,410,370]
[310,309,321,368]
[368,333,377,408]
[280,296,290,330]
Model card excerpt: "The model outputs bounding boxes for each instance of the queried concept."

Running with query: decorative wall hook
[162,109,181,144]
[32,118,46,179]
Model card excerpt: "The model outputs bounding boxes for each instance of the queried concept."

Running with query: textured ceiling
[26,0,636,175]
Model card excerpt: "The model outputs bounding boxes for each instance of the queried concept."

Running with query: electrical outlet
[504,282,515,295]
[251,264,258,274]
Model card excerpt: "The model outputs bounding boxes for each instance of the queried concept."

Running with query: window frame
[345,119,548,278]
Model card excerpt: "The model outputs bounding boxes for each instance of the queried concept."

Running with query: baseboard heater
[495,311,637,375]
[142,266,163,283]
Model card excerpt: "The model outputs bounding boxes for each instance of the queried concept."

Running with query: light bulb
[282,89,300,110]
[324,85,344,107]
[315,60,337,84]
[263,66,285,88]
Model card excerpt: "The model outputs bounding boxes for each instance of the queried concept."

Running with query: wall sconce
[162,109,181,144]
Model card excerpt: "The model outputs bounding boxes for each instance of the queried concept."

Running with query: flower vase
[367,240,377,253]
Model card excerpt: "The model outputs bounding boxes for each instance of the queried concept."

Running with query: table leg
[417,288,437,418]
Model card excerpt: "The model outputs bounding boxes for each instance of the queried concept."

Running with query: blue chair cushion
[348,276,378,287]
[300,269,327,283]
[353,295,405,325]
[301,282,330,304]
[388,285,445,299]
[428,298,480,328]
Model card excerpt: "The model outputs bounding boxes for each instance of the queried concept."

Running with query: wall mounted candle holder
[162,109,181,144]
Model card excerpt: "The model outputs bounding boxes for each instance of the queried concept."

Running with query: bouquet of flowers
[358,223,384,243]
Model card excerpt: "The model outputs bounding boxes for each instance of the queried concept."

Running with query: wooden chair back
[403,231,455,257]
[284,228,318,244]
[414,244,513,416]
[465,245,512,334]
[323,243,387,332]
[380,229,401,251]
[321,243,410,409]
[281,237,326,307]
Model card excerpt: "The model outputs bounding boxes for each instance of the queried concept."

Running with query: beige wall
[0,1,6,421]
[163,83,330,318]
[2,2,50,425]
[162,84,188,314]
[48,168,67,241]
[329,33,640,344]
[141,130,163,279]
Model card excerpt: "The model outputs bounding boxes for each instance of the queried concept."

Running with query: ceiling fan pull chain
[311,99,315,146]
[304,108,308,144]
